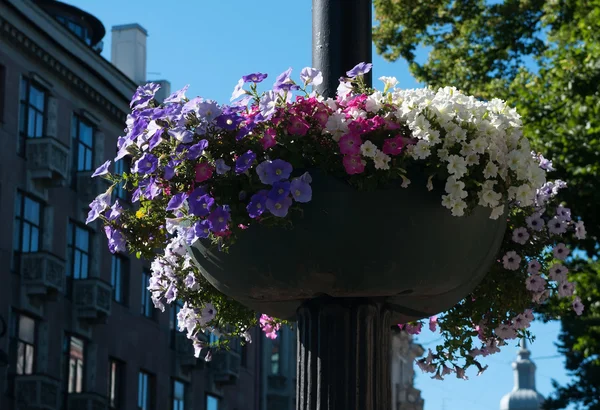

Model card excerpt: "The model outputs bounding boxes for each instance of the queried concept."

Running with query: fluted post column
[296,298,391,410]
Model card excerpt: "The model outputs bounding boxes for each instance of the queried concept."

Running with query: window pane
[85,148,92,171]
[35,112,43,137]
[80,254,88,279]
[21,225,31,253]
[19,103,26,134]
[25,344,34,374]
[80,123,93,146]
[109,362,117,406]
[71,116,77,139]
[75,227,89,250]
[20,78,28,101]
[16,342,25,375]
[78,145,85,171]
[73,251,81,279]
[19,315,35,343]
[30,85,45,110]
[24,198,40,225]
[206,395,219,410]
[27,108,35,137]
[67,222,73,246]
[30,227,39,252]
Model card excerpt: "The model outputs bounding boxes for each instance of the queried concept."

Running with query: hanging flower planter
[88,63,587,378]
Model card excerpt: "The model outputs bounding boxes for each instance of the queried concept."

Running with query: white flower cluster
[390,87,545,217]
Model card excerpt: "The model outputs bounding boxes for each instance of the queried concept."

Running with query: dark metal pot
[188,171,507,324]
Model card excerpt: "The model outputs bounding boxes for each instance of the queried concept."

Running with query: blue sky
[66,1,575,408]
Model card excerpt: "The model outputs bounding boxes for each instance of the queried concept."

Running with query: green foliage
[374,0,600,406]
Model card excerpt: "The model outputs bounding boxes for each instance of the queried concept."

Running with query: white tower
[500,339,545,410]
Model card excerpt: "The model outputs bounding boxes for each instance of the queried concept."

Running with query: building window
[138,371,153,410]
[67,222,90,280]
[12,192,42,270]
[141,270,155,319]
[65,335,85,393]
[0,64,6,122]
[111,255,128,304]
[10,313,36,375]
[240,343,248,367]
[113,158,130,201]
[172,379,185,410]
[18,77,46,154]
[206,394,220,410]
[71,115,94,173]
[170,301,183,347]
[270,337,280,375]
[108,358,124,409]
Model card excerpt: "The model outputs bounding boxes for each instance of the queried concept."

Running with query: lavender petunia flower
[255,159,293,185]
[194,220,212,239]
[143,178,162,200]
[163,85,190,104]
[188,190,214,217]
[186,140,209,160]
[147,128,164,151]
[243,73,268,83]
[268,181,291,202]
[168,127,194,144]
[235,150,256,174]
[259,91,278,119]
[130,83,160,109]
[300,67,323,86]
[92,160,111,178]
[215,159,231,175]
[164,159,180,180]
[108,201,124,221]
[208,206,230,232]
[104,226,127,254]
[273,68,300,92]
[196,100,222,122]
[166,193,189,211]
[247,190,268,218]
[133,153,158,175]
[230,78,246,102]
[290,177,312,203]
[86,190,112,224]
[266,196,292,217]
[346,62,373,78]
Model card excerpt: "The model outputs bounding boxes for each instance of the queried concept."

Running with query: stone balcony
[68,392,108,410]
[73,278,112,324]
[26,137,69,187]
[76,171,110,205]
[210,349,241,385]
[14,374,61,410]
[21,252,65,301]
[174,331,197,369]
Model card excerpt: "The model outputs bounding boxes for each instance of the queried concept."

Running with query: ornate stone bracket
[73,278,112,324]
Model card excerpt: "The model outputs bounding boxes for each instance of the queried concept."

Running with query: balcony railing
[174,331,197,369]
[14,374,61,410]
[26,137,69,187]
[21,252,65,300]
[68,392,108,410]
[73,278,112,324]
[210,349,241,385]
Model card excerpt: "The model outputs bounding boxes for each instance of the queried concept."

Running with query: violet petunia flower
[108,201,124,221]
[130,83,160,109]
[268,181,291,202]
[266,196,292,217]
[346,62,373,78]
[255,159,293,185]
[196,100,222,122]
[230,78,246,102]
[215,159,231,175]
[273,68,300,92]
[242,73,268,83]
[104,226,127,254]
[186,140,209,160]
[235,150,256,174]
[300,67,323,86]
[208,206,230,232]
[194,220,212,239]
[168,127,194,144]
[247,190,268,219]
[259,91,278,119]
[163,85,190,104]
[86,190,111,224]
[166,193,189,211]
[188,190,214,217]
[133,153,158,175]
[92,160,111,178]
[290,177,312,203]
[215,113,241,130]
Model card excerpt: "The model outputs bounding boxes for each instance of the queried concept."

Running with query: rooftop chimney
[111,24,148,84]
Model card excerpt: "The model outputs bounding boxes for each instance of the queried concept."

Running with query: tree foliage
[373,0,600,408]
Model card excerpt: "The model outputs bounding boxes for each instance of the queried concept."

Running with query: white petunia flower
[360,141,378,158]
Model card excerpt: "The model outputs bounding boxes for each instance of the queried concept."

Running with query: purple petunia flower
[86,191,111,224]
[273,68,300,92]
[259,91,278,119]
[164,159,180,180]
[215,113,241,130]
[186,140,209,160]
[255,159,293,185]
[242,73,268,83]
[215,159,231,175]
[163,85,189,104]
[235,150,256,174]
[194,220,212,239]
[268,181,291,202]
[266,196,292,217]
[247,190,268,219]
[143,178,162,200]
[130,83,160,109]
[107,201,123,221]
[300,67,323,86]
[290,177,312,203]
[92,160,111,178]
[168,127,194,144]
[104,226,127,254]
[346,62,373,78]
[147,128,164,151]
[133,153,158,175]
[208,206,230,232]
[188,190,214,217]
[166,193,189,211]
